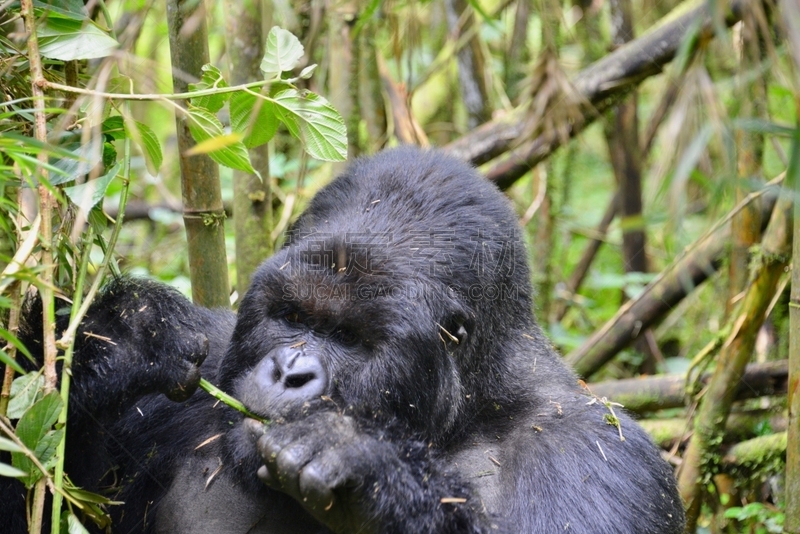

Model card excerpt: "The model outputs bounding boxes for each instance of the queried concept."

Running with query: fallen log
[590,360,788,414]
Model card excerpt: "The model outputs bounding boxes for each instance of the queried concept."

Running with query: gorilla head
[223,147,533,438]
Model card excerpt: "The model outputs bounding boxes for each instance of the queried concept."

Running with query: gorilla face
[229,236,471,439]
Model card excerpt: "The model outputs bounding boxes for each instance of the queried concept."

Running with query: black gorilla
[4,147,684,533]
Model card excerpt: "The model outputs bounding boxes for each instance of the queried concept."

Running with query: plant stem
[198,379,268,424]
[43,78,272,102]
[20,0,57,531]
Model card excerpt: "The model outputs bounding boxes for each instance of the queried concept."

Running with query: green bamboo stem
[166,0,230,308]
[199,379,268,424]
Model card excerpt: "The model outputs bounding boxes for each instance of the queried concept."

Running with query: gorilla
[3,147,684,533]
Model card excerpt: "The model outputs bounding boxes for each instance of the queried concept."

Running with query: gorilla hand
[247,412,490,534]
[68,278,211,408]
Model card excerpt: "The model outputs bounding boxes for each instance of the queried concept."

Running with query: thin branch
[42,77,273,102]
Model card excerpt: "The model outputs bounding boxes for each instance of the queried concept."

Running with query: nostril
[284,372,317,389]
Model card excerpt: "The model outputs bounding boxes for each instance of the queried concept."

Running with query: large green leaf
[271,90,347,162]
[260,27,305,80]
[189,64,230,114]
[37,16,118,61]
[185,106,257,175]
[230,92,279,149]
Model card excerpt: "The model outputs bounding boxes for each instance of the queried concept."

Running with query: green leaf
[34,0,87,20]
[63,162,121,212]
[101,116,125,140]
[189,64,230,113]
[230,92,279,149]
[271,89,347,162]
[0,462,26,478]
[127,121,162,176]
[12,391,63,486]
[185,106,257,175]
[0,349,25,376]
[104,116,163,176]
[8,372,44,420]
[14,391,62,448]
[261,27,305,80]
[37,16,118,61]
[0,437,23,453]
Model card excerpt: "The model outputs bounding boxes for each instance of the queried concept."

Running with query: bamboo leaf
[0,462,26,478]
[0,437,23,453]
[0,349,25,375]
[185,133,244,156]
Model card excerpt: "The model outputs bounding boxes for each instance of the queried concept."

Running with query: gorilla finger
[244,418,267,442]
[257,465,277,488]
[164,364,202,402]
[187,332,210,366]
[260,442,316,499]
[298,464,337,513]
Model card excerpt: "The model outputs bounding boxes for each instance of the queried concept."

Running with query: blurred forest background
[1,0,800,532]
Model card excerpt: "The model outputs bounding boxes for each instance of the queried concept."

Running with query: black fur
[3,147,684,533]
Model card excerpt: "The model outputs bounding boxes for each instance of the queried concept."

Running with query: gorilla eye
[283,311,304,325]
[334,327,359,346]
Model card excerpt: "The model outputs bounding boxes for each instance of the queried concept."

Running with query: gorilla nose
[257,348,326,401]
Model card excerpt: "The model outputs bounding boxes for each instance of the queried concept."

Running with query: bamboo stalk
[677,187,794,531]
[20,0,56,531]
[166,0,230,308]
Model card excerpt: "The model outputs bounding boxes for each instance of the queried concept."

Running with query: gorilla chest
[156,457,328,534]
